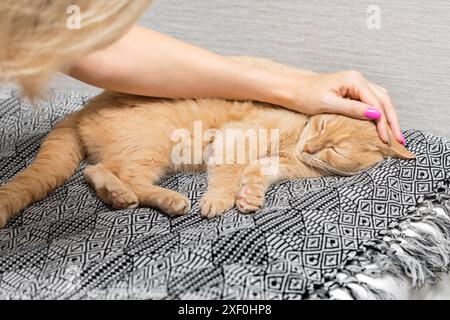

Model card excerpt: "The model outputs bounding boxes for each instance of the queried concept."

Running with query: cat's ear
[380,137,415,160]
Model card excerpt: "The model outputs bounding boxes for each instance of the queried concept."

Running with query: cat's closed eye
[319,119,326,132]
[328,145,344,157]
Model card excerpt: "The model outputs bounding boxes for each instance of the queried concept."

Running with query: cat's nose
[304,143,320,154]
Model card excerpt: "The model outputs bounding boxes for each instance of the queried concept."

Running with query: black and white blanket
[0,90,449,299]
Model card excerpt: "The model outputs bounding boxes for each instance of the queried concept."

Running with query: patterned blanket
[0,89,449,299]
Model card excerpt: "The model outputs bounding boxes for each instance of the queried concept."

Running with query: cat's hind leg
[84,163,139,209]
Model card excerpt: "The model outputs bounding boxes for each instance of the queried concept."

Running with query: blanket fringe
[308,179,450,300]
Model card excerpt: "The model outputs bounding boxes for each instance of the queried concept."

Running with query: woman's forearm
[67,25,293,106]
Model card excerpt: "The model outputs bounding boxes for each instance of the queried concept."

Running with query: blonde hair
[0,0,151,96]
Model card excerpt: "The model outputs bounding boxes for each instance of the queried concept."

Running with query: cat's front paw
[108,189,139,210]
[200,193,235,219]
[159,192,191,217]
[236,183,266,214]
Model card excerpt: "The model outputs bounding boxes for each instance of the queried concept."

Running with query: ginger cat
[0,57,415,228]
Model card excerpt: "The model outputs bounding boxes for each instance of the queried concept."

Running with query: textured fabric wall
[51,0,450,137]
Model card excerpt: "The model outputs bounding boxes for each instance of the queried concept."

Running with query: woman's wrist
[242,65,305,111]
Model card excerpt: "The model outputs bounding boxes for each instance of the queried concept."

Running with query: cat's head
[299,114,415,176]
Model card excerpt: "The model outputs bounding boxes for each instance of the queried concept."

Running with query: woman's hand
[285,71,404,145]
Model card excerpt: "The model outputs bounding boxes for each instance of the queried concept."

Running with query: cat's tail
[0,114,84,227]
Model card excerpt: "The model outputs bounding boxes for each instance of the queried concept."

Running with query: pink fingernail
[401,133,406,145]
[364,108,382,120]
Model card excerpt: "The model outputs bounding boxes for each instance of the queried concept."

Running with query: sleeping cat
[0,57,415,228]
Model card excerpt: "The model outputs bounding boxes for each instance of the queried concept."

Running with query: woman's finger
[341,72,390,143]
[341,71,382,110]
[328,96,380,121]
[364,84,391,145]
[375,109,391,145]
[370,83,404,144]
